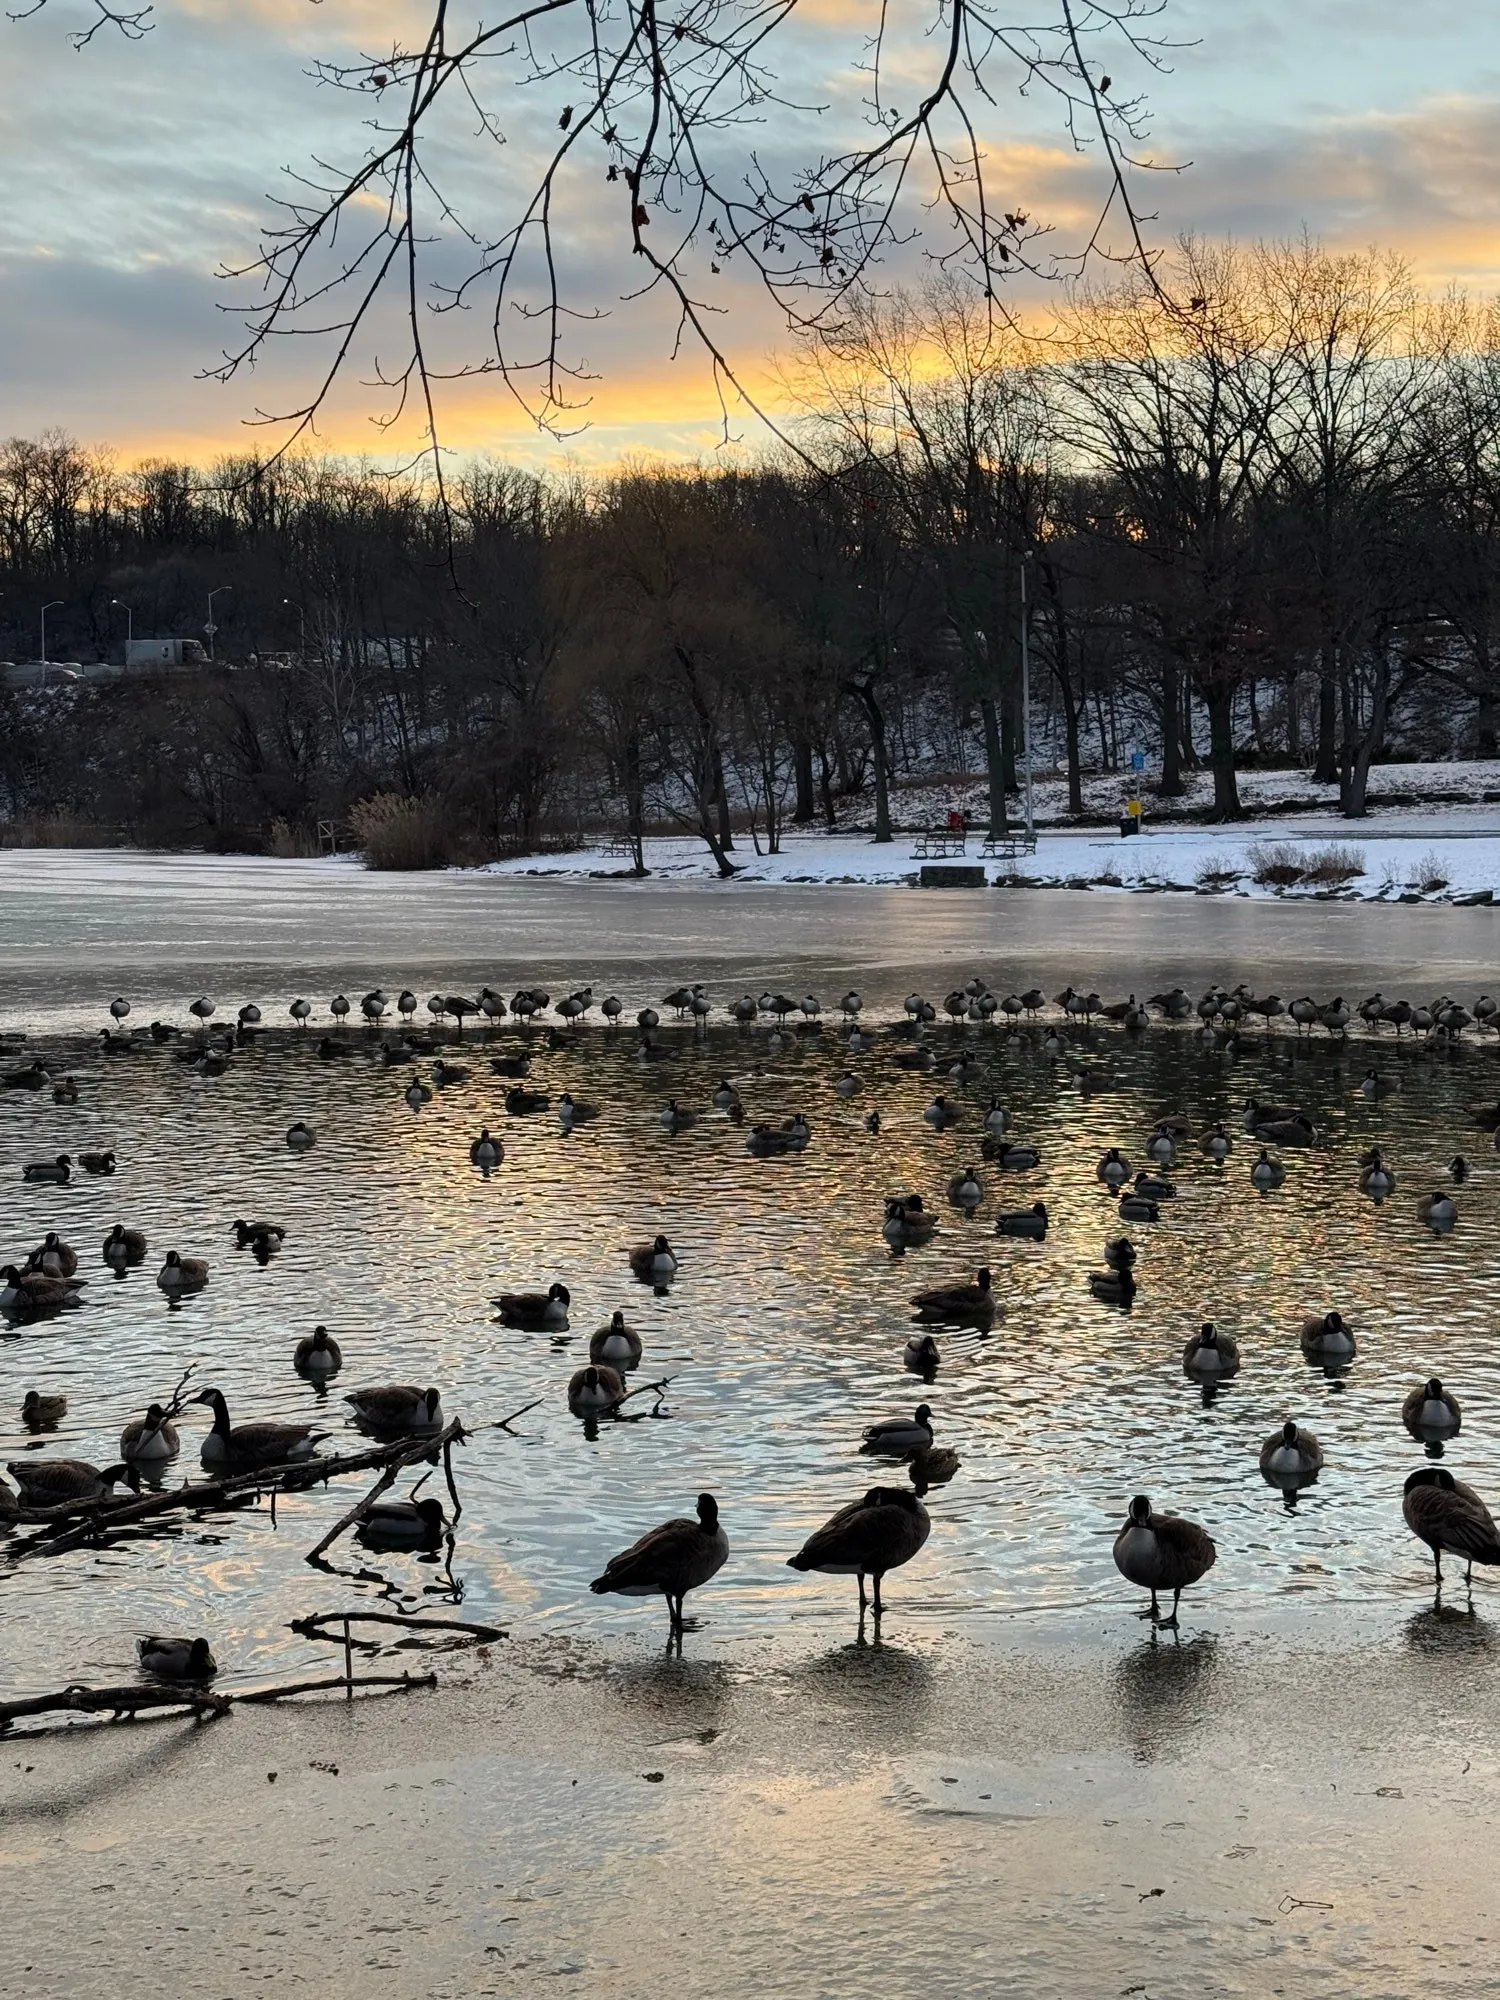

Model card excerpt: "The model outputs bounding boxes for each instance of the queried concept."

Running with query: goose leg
[872,1573,884,1621]
[1142,1589,1159,1621]
[857,1572,867,1617]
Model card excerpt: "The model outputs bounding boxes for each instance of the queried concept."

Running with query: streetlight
[111,597,133,654]
[282,597,305,660]
[206,584,233,661]
[40,599,62,668]
[1019,552,1035,844]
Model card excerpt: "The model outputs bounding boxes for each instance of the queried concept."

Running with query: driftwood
[0,1668,435,1733]
[291,1610,505,1645]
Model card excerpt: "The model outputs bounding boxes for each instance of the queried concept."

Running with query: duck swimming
[910,1268,995,1324]
[860,1403,934,1458]
[995,1201,1047,1239]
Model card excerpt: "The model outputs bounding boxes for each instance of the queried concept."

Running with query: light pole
[40,599,62,670]
[1019,552,1035,843]
[111,597,133,656]
[282,597,305,661]
[206,584,232,661]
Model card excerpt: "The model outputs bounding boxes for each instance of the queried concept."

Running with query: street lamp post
[111,597,133,657]
[40,599,62,671]
[206,585,233,661]
[1019,552,1035,844]
[282,597,306,661]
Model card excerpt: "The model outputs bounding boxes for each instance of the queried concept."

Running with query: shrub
[1195,858,1240,888]
[347,792,453,871]
[265,818,322,860]
[1247,840,1305,887]
[1302,843,1365,885]
[0,812,120,848]
[1407,849,1449,894]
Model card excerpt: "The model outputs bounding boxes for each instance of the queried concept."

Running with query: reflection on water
[2,1004,1500,1694]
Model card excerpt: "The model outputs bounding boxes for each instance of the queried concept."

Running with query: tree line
[1,240,1497,865]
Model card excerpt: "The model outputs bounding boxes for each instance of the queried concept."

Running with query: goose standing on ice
[591,1493,728,1640]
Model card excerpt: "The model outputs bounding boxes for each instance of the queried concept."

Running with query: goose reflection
[1109,1633,1221,1763]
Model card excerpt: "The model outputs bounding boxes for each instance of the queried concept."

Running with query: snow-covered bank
[479,815,1500,904]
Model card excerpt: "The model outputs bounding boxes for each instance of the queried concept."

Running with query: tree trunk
[712,745,734,852]
[792,734,815,823]
[1285,673,1300,760]
[1159,658,1183,796]
[1339,654,1390,819]
[847,677,892,842]
[979,695,1008,836]
[1205,680,1242,819]
[1314,650,1337,782]
[624,724,646,875]
[817,742,837,833]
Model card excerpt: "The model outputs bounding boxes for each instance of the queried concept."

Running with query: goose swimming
[121,1403,181,1462]
[157,1250,208,1294]
[344,1384,444,1432]
[1259,1420,1323,1484]
[995,1201,1047,1239]
[193,1388,325,1470]
[1402,1377,1461,1437]
[1183,1322,1240,1377]
[295,1324,343,1376]
[910,1269,995,1324]
[495,1281,571,1326]
[629,1235,678,1282]
[6,1458,140,1507]
[1300,1310,1356,1361]
[569,1362,625,1414]
[591,1312,643,1370]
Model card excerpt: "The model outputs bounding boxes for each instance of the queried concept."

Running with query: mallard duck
[1112,1495,1216,1624]
[78,1149,116,1175]
[121,1403,181,1461]
[1359,1149,1396,1200]
[495,1281,571,1326]
[28,1232,78,1278]
[568,1362,625,1414]
[1183,1322,1240,1377]
[1104,1236,1137,1272]
[591,1493,728,1635]
[911,1268,995,1323]
[1402,1377,1461,1437]
[904,1331,940,1375]
[22,1154,71,1183]
[558,1093,600,1126]
[947,1167,984,1208]
[883,1196,937,1246]
[286,1120,316,1149]
[1132,1170,1176,1200]
[1250,1149,1285,1191]
[1360,1069,1398,1100]
[1418,1192,1458,1230]
[232,1218,285,1252]
[193,1388,325,1469]
[1089,1265,1136,1305]
[344,1384,443,1431]
[1199,1123,1233,1160]
[860,1403,934,1457]
[787,1486,930,1619]
[470,1128,504,1168]
[1117,1193,1159,1223]
[923,1095,960,1128]
[590,1311,642,1370]
[357,1496,448,1550]
[991,1141,1041,1171]
[6,1458,140,1506]
[1259,1420,1323,1482]
[629,1235,678,1282]
[51,1075,79,1104]
[157,1251,208,1294]
[138,1635,217,1680]
[1300,1310,1356,1360]
[21,1389,67,1429]
[1403,1467,1500,1585]
[908,1446,960,1495]
[996,1200,1048,1239]
[1451,1155,1470,1184]
[103,1223,146,1267]
[294,1324,343,1375]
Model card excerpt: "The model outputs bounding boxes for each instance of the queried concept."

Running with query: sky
[0,0,1496,469]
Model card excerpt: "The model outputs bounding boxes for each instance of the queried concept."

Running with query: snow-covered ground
[483,812,1500,903]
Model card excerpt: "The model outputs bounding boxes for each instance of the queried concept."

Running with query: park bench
[980,832,1038,860]
[910,831,968,859]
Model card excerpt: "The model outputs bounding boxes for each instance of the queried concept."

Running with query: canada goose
[860,1403,934,1458]
[1300,1310,1356,1360]
[0,1264,80,1313]
[990,1141,1041,1171]
[591,1312,643,1369]
[947,1167,984,1208]
[404,1079,433,1109]
[1259,1116,1316,1147]
[1112,1495,1216,1623]
[22,1154,71,1183]
[995,1201,1047,1239]
[432,1058,470,1087]
[495,1281,571,1326]
[189,996,216,1029]
[1250,1149,1286,1191]
[1451,1155,1470,1183]
[1146,1129,1176,1166]
[1418,1192,1458,1231]
[1259,1420,1323,1482]
[660,1099,697,1132]
[78,1150,116,1175]
[787,1486,930,1619]
[1359,1150,1395,1200]
[1096,1147,1132,1187]
[904,1332,941,1375]
[601,995,623,1026]
[782,1113,812,1148]
[1403,1377,1461,1436]
[157,1251,208,1294]
[1360,1069,1398,1100]
[194,1389,325,1469]
[883,1196,937,1246]
[6,1458,140,1506]
[923,1096,960,1128]
[28,1232,78,1278]
[558,1093,600,1126]
[21,1389,67,1428]
[1117,1194,1159,1223]
[103,1223,147,1267]
[1089,1265,1136,1305]
[232,1218,285,1252]
[1403,1466,1500,1585]
[358,1495,449,1550]
[863,1108,882,1134]
[506,1086,551,1117]
[238,1003,262,1031]
[470,1128,504,1168]
[361,989,389,1025]
[121,1403,181,1462]
[295,1324,343,1375]
[911,1269,995,1324]
[1129,1169,1174,1200]
[1183,1322,1240,1377]
[3,1060,51,1090]
[591,1492,728,1634]
[568,1362,625,1415]
[138,1635,217,1681]
[1243,1098,1302,1133]
[1199,1123,1233,1160]
[1320,998,1351,1035]
[51,1074,78,1104]
[318,1036,351,1061]
[286,1121,316,1149]
[109,996,131,1024]
[288,997,312,1029]
[746,1123,795,1156]
[344,1384,443,1431]
[630,1235,678,1282]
